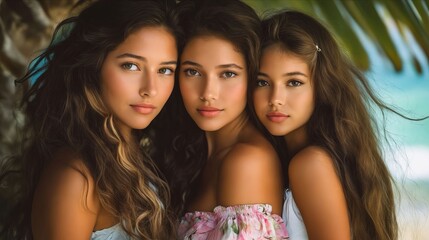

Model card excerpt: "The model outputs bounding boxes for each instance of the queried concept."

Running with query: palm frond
[245,0,429,74]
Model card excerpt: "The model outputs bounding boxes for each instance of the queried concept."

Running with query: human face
[179,36,247,132]
[101,26,177,136]
[253,44,314,138]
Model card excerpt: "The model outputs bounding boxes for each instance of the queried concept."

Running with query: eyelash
[287,80,303,87]
[255,79,304,87]
[159,68,175,75]
[183,68,201,77]
[183,69,238,79]
[221,71,237,79]
[121,63,175,76]
[256,79,269,87]
[121,62,139,71]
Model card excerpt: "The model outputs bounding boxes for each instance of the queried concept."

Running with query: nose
[139,69,157,97]
[200,74,218,102]
[269,85,284,106]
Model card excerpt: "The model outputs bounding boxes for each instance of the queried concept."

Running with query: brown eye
[121,63,139,71]
[256,79,269,87]
[221,71,237,79]
[184,69,200,77]
[287,80,302,87]
[159,68,174,75]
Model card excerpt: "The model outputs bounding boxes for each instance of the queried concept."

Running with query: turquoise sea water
[360,14,429,239]
[369,64,429,180]
[358,13,429,180]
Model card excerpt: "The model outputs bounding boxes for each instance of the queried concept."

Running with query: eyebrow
[181,60,199,67]
[181,60,243,69]
[258,71,308,78]
[160,61,178,65]
[116,53,146,61]
[217,63,243,70]
[117,53,177,65]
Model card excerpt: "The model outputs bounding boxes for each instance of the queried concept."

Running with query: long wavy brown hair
[256,10,409,240]
[154,0,262,218]
[1,0,183,239]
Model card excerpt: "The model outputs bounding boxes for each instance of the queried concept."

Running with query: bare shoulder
[219,142,281,184]
[32,147,99,240]
[288,146,350,239]
[288,145,334,177]
[50,147,92,175]
[38,147,95,199]
[222,140,280,171]
[226,126,280,170]
[217,141,283,215]
[288,145,339,202]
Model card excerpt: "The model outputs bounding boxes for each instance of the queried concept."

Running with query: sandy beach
[396,180,429,239]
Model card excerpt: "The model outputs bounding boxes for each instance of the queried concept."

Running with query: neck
[118,124,138,148]
[284,125,309,156]
[205,111,249,159]
[121,128,133,144]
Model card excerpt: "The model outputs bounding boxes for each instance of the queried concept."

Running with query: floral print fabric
[178,204,288,239]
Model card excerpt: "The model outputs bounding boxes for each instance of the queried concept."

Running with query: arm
[31,149,99,240]
[289,146,350,240]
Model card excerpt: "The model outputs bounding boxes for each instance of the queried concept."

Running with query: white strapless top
[283,189,308,240]
[91,224,130,240]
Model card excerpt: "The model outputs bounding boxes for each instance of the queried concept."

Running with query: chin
[132,122,152,130]
[266,127,287,136]
[195,122,222,132]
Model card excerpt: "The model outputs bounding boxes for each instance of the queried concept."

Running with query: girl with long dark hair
[1,0,182,239]
[157,0,288,238]
[252,10,407,240]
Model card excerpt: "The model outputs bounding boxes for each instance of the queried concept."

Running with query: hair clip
[315,44,321,52]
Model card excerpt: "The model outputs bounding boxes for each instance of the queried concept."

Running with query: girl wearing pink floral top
[155,0,288,239]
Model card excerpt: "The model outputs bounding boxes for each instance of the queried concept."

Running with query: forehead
[260,45,309,75]
[116,26,176,51]
[181,35,244,66]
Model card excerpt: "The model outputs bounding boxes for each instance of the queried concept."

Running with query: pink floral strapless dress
[178,204,288,239]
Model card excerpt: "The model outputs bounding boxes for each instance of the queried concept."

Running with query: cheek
[225,80,247,103]
[159,80,175,101]
[295,92,314,118]
[252,90,267,112]
[232,86,247,103]
[101,68,126,101]
[306,99,315,118]
[179,80,196,106]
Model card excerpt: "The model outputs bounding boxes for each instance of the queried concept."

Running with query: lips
[197,106,223,117]
[130,103,155,114]
[266,112,289,123]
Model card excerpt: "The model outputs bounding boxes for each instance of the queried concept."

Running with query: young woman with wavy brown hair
[1,0,182,239]
[154,0,288,238]
[252,10,409,240]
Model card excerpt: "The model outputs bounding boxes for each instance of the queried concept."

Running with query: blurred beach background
[360,4,429,239]
[1,0,428,239]
[365,6,428,240]
[376,45,429,239]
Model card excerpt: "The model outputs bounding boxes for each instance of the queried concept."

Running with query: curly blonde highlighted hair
[2,0,183,239]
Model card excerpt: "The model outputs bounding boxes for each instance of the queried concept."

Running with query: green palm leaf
[342,0,402,71]
[245,0,429,74]
[312,0,370,70]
